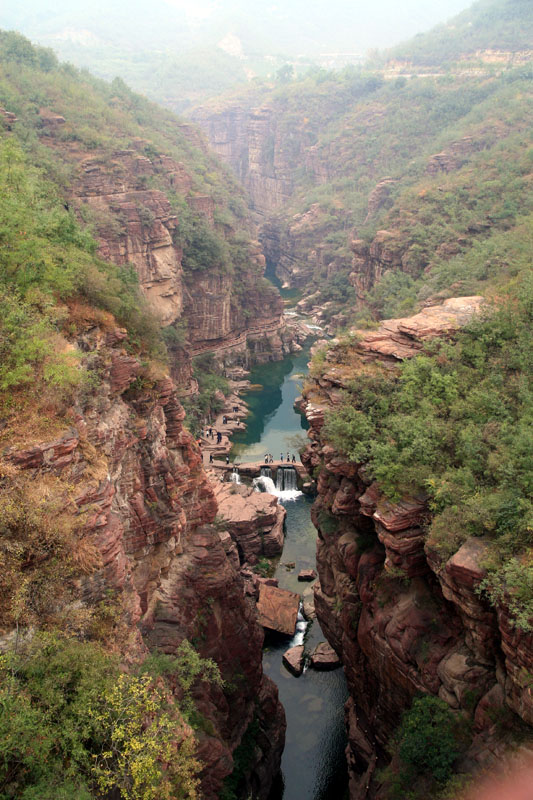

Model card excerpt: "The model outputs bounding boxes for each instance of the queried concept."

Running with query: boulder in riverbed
[298,568,317,582]
[282,645,305,676]
[256,584,300,635]
[310,642,341,670]
[302,585,316,619]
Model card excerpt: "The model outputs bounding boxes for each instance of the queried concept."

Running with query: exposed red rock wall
[41,131,294,378]
[301,308,533,797]
[5,325,285,798]
[193,105,293,217]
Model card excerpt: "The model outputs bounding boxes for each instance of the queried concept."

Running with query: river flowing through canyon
[230,348,349,800]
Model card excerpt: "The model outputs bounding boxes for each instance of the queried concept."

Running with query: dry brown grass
[0,472,98,630]
[0,389,76,449]
[64,299,115,334]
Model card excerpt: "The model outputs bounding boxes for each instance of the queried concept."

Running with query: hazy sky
[2,0,478,54]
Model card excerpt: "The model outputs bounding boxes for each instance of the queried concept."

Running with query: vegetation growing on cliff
[0,636,222,799]
[380,695,463,799]
[388,0,533,66]
[0,135,167,443]
[0,30,261,314]
[195,0,532,328]
[181,352,229,436]
[322,275,533,627]
[0,32,271,800]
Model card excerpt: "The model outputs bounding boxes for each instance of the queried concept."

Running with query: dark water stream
[231,349,349,800]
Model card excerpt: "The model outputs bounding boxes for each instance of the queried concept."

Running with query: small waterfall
[276,467,298,492]
[230,468,241,484]
[253,474,277,494]
[254,467,302,502]
[276,467,302,501]
[289,604,308,647]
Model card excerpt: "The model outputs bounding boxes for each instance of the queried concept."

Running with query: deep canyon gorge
[1,2,533,799]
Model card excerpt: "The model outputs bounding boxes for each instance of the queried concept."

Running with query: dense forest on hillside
[322,274,533,631]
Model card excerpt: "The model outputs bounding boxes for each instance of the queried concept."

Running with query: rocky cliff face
[3,320,285,798]
[42,128,292,383]
[193,105,294,218]
[301,301,533,797]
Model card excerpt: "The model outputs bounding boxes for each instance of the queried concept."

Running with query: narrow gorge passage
[231,349,349,800]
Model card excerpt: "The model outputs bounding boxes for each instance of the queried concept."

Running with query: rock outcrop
[193,105,293,217]
[256,584,300,635]
[283,644,305,676]
[310,642,341,671]
[301,300,533,796]
[213,481,286,564]
[2,322,285,799]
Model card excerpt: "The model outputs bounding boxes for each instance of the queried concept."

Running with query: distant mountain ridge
[386,0,533,67]
[0,0,477,112]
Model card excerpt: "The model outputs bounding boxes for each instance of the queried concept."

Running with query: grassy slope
[388,0,533,66]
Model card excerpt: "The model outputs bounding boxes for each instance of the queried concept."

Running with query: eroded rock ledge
[301,299,533,797]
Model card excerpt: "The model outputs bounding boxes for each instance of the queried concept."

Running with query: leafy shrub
[377,694,463,799]
[0,635,203,800]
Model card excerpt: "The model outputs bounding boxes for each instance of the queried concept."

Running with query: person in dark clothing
[208,427,212,437]
[280,453,284,462]
[292,454,296,463]
[286,452,290,462]
[264,454,268,464]
[269,454,274,464]
[217,431,222,444]
[209,453,214,463]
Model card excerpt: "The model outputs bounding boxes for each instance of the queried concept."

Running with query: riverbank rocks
[257,584,300,635]
[282,645,305,676]
[310,642,341,671]
[298,568,317,581]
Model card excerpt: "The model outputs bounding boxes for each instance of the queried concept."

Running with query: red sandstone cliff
[41,123,294,384]
[301,301,533,797]
[2,319,285,798]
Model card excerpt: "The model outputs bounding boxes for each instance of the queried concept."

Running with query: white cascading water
[230,468,241,484]
[289,604,308,647]
[253,466,302,501]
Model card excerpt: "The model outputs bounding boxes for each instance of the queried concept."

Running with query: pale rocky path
[199,385,248,466]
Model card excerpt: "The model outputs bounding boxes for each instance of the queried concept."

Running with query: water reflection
[232,352,348,799]
[231,350,308,462]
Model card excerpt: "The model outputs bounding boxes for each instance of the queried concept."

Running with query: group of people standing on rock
[264,452,297,464]
[205,427,223,444]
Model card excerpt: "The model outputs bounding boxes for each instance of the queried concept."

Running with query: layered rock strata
[41,124,294,380]
[213,480,286,564]
[301,301,533,797]
[3,322,285,798]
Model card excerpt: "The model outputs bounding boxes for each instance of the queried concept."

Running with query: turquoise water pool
[230,348,348,799]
